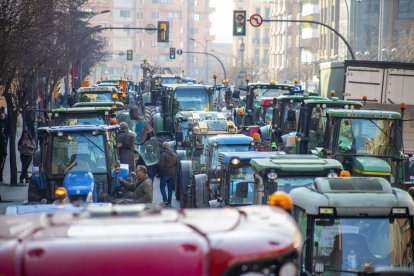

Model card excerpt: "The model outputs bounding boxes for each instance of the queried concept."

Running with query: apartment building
[87,0,214,83]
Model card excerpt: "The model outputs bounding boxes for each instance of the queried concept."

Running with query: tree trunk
[6,101,18,186]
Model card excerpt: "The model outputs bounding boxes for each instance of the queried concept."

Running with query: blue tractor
[179,134,254,208]
[29,125,129,203]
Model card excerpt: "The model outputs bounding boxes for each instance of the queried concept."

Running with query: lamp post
[189,37,209,83]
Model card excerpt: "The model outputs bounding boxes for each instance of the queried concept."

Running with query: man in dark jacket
[118,165,153,203]
[159,142,178,206]
[116,122,136,172]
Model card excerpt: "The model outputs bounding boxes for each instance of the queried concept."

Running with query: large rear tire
[179,160,193,208]
[144,105,157,128]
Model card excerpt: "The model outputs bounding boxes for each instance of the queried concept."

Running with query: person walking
[116,122,136,172]
[117,165,153,203]
[18,130,35,183]
[0,111,8,184]
[159,142,178,207]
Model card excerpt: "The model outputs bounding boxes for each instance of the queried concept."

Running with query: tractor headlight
[267,171,278,180]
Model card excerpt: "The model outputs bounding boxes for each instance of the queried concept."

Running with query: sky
[209,0,233,43]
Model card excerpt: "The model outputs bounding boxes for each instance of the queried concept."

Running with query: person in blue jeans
[159,143,178,207]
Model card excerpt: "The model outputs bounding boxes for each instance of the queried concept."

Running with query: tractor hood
[353,156,391,176]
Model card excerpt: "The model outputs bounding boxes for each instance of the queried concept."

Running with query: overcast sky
[209,0,233,43]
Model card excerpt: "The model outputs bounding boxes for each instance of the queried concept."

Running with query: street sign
[249,13,263,28]
[145,23,157,35]
[177,49,183,55]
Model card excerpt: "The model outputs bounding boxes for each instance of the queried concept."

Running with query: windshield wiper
[368,119,392,140]
[77,132,105,154]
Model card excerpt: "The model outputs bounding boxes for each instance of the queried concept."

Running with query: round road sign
[177,49,183,55]
[145,24,157,35]
[249,14,263,28]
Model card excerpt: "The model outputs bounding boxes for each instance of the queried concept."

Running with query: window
[168,12,181,19]
[151,11,159,19]
[398,0,414,19]
[151,41,157,48]
[194,13,200,21]
[136,12,144,19]
[120,10,131,18]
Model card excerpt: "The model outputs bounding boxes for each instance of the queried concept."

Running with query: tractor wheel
[179,160,193,208]
[144,105,157,127]
[194,174,208,208]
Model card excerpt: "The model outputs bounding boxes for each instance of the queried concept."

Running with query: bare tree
[0,0,106,185]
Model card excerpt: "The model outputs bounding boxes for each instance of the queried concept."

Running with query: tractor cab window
[312,217,413,274]
[51,132,106,175]
[229,165,254,205]
[337,118,396,156]
[307,107,326,150]
[281,101,301,134]
[175,87,209,111]
[54,113,106,126]
[80,92,113,103]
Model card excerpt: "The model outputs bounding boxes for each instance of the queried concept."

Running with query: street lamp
[189,37,209,83]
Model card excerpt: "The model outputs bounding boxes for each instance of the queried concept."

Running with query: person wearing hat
[252,132,265,151]
[116,122,136,172]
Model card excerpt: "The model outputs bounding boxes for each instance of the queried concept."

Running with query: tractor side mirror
[236,182,248,198]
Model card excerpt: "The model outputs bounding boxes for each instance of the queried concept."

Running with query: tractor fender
[179,160,193,208]
[194,173,208,208]
[176,149,187,161]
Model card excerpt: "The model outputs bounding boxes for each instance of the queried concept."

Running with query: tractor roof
[219,151,285,164]
[250,154,343,173]
[290,177,414,216]
[327,108,401,119]
[207,134,253,145]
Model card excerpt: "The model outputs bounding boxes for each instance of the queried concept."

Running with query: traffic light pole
[180,51,227,81]
[260,19,355,60]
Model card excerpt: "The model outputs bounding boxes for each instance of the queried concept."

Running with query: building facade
[87,0,214,83]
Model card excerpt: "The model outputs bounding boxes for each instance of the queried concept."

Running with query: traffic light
[157,21,169,42]
[126,49,133,60]
[169,47,176,59]
[233,10,246,36]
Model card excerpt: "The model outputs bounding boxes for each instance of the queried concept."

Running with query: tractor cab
[250,154,343,204]
[324,109,409,187]
[29,125,129,203]
[76,86,125,107]
[49,107,115,126]
[258,94,327,149]
[153,83,213,143]
[213,151,286,208]
[291,177,414,275]
[179,134,254,208]
[286,98,363,154]
[235,82,295,130]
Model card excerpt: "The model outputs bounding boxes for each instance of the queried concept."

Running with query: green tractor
[49,107,115,126]
[249,154,343,205]
[234,82,296,130]
[291,176,414,275]
[322,109,411,188]
[259,94,327,150]
[150,83,214,145]
[74,87,125,108]
[282,98,363,154]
